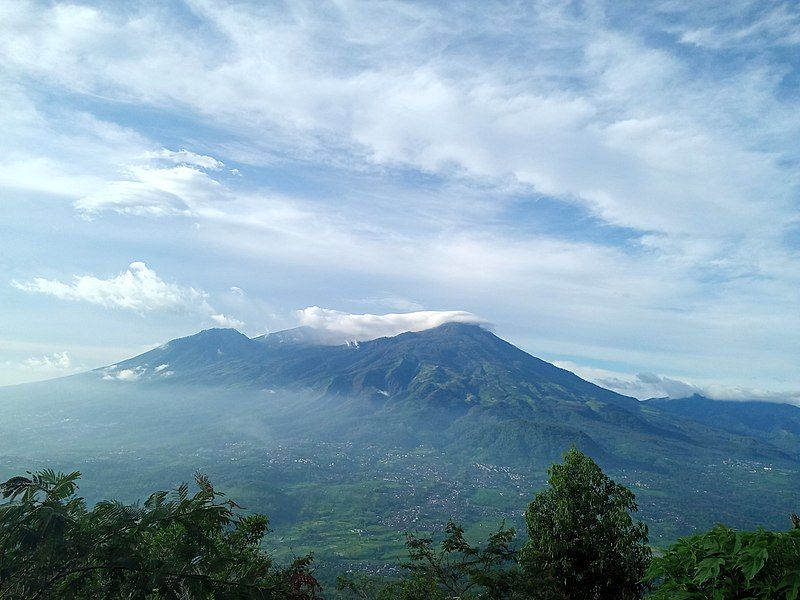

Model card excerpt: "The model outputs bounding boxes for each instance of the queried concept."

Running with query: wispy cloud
[25,351,72,369]
[23,351,71,370]
[74,151,230,216]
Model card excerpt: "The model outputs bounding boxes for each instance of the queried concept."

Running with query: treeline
[1,449,798,599]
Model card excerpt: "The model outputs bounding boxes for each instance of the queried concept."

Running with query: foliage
[519,447,652,599]
[646,520,800,599]
[337,520,544,599]
[0,469,321,599]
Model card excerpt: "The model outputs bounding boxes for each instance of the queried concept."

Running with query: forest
[2,449,798,599]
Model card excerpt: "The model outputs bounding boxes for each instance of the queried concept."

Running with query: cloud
[6,0,794,242]
[11,262,212,313]
[11,262,247,332]
[295,306,484,343]
[144,148,224,170]
[102,366,145,381]
[554,360,800,405]
[554,360,704,399]
[23,351,71,370]
[677,4,800,49]
[210,313,245,329]
[634,372,702,399]
[359,296,424,311]
[74,158,230,217]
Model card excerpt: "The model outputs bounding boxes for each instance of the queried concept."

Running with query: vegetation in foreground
[1,449,798,599]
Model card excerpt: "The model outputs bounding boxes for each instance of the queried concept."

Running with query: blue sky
[1,0,798,401]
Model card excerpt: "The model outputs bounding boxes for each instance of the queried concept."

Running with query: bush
[646,523,800,599]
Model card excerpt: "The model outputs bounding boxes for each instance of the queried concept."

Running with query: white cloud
[5,0,794,243]
[554,360,800,405]
[144,148,224,170]
[678,4,800,49]
[553,360,704,400]
[102,366,145,381]
[11,262,247,333]
[359,296,424,311]
[23,351,71,370]
[75,160,229,216]
[210,313,245,329]
[295,306,484,343]
[11,262,211,314]
[115,368,142,381]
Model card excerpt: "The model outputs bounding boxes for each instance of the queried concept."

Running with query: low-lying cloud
[295,306,484,343]
[555,360,800,405]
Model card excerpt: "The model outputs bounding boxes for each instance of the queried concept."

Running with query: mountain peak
[254,326,347,347]
[426,321,488,334]
[164,327,251,348]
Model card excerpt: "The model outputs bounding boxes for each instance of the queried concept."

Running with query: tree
[646,521,800,598]
[337,520,533,599]
[519,448,651,599]
[0,469,322,599]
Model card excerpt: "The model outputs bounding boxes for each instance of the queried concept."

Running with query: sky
[1,0,798,401]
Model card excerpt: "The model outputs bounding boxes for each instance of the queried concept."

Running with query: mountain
[1,322,799,563]
[91,323,795,466]
[646,394,800,453]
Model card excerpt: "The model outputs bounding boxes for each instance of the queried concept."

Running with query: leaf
[780,571,800,600]
[738,547,768,581]
[695,557,724,583]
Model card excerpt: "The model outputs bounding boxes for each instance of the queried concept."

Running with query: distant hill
[646,394,800,454]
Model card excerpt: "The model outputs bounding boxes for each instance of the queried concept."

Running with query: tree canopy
[519,447,651,598]
[0,469,321,599]
[4,450,799,599]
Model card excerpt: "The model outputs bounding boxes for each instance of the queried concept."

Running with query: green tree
[0,469,321,599]
[646,521,800,599]
[519,448,651,599]
[337,520,535,599]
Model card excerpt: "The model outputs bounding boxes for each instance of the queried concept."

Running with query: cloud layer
[554,360,800,405]
[296,307,484,343]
